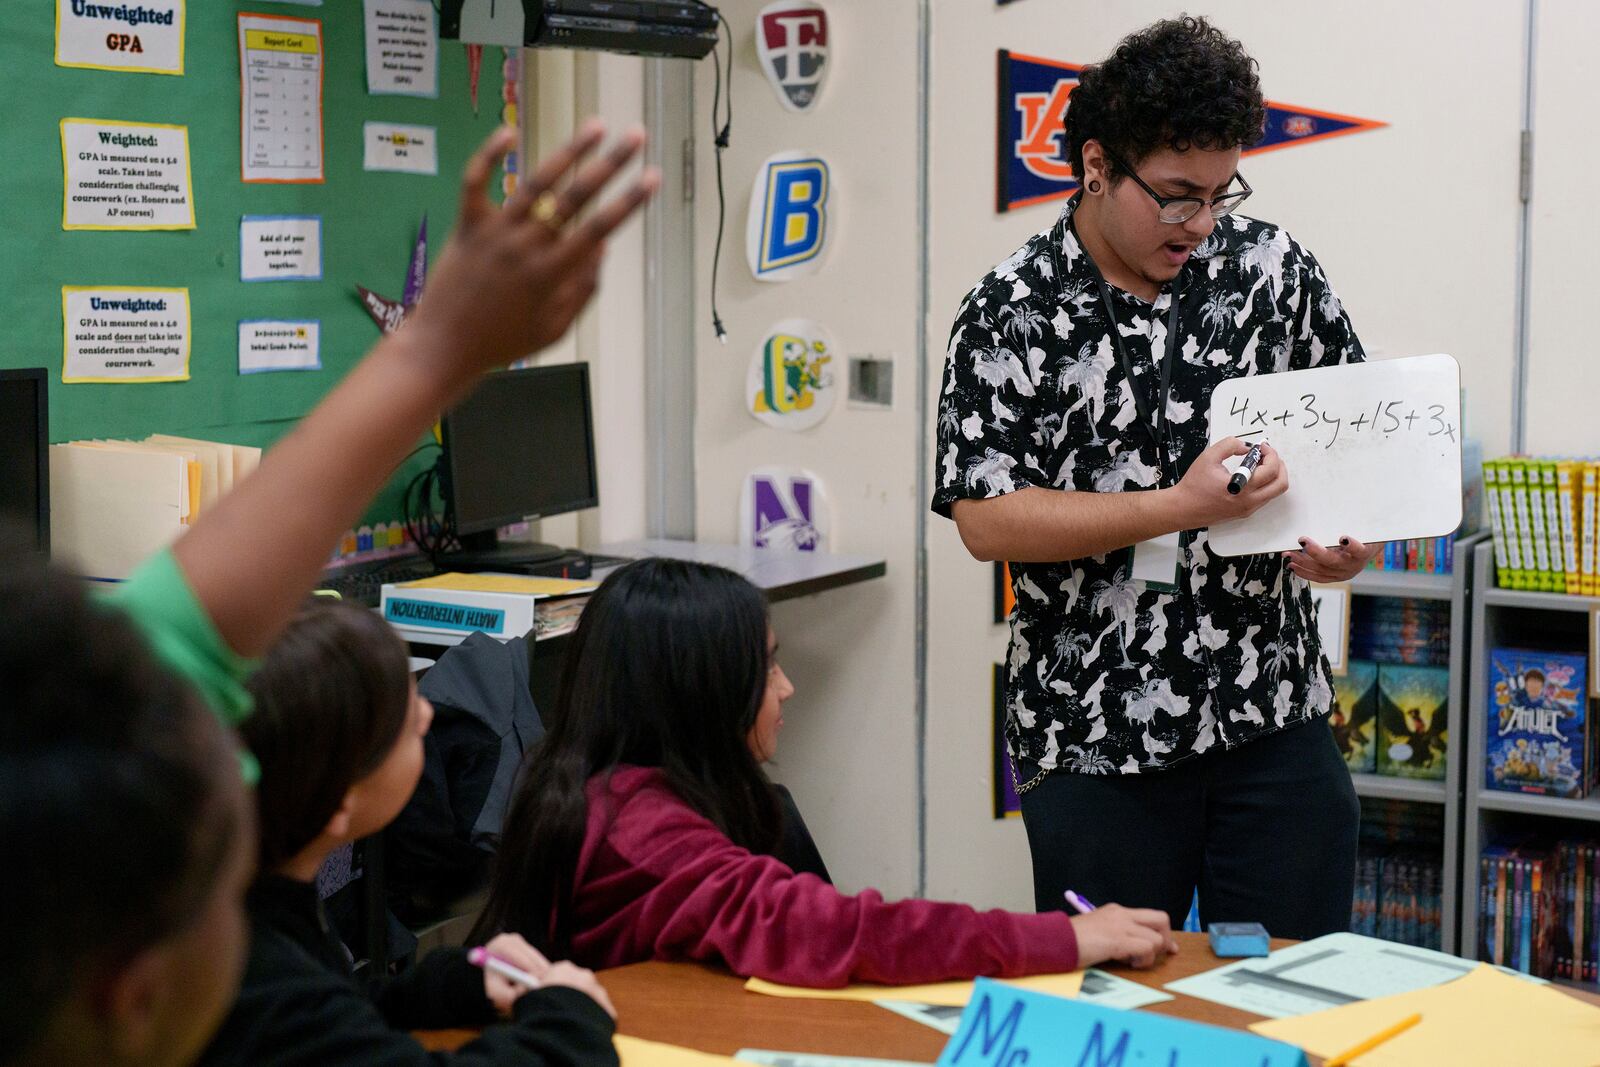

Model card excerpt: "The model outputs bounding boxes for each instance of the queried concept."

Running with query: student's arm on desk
[952,438,1288,563]
[171,125,658,658]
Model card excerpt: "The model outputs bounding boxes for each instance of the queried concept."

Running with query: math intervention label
[60,119,195,230]
[383,598,506,634]
[62,286,191,383]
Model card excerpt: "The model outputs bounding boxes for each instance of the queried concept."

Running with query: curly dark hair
[1065,15,1266,181]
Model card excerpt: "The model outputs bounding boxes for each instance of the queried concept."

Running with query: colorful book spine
[1558,461,1581,594]
[1518,460,1551,591]
[1495,853,1508,965]
[1584,463,1600,597]
[1541,461,1568,593]
[1498,458,1528,589]
[1484,462,1508,585]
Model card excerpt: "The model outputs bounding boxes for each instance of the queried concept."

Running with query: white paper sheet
[363,122,438,174]
[240,215,322,281]
[61,119,194,230]
[238,320,320,374]
[62,286,190,382]
[1164,932,1546,1020]
[56,0,184,74]
[238,13,324,183]
[364,0,438,97]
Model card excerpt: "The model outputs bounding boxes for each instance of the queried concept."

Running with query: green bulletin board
[1,3,503,524]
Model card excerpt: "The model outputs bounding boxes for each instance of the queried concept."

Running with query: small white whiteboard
[1206,354,1463,557]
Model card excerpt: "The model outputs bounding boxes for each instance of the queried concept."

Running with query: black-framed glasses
[1100,146,1252,224]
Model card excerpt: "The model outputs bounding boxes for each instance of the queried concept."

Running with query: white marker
[468,946,541,989]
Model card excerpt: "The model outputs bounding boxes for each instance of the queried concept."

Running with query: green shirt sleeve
[101,548,257,726]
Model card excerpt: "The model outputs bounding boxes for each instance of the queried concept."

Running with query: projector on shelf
[440,0,719,60]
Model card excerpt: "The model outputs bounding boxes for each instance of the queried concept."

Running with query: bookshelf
[1344,535,1480,955]
[1462,539,1600,977]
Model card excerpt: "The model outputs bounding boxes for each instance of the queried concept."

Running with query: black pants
[1018,717,1359,941]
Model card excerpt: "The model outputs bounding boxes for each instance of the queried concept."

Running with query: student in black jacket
[197,599,618,1067]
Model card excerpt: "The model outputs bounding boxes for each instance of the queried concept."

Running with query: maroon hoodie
[563,766,1079,987]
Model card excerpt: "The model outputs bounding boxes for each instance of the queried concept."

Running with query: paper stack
[50,435,261,580]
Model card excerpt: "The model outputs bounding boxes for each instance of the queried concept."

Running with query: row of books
[1486,648,1599,799]
[1478,841,1600,982]
[1482,455,1598,594]
[1363,537,1456,575]
[1348,596,1451,668]
[1351,850,1444,950]
[1333,660,1448,780]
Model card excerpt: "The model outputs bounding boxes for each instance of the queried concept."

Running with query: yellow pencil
[1322,1012,1422,1067]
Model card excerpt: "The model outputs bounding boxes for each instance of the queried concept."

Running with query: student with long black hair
[473,559,1177,987]
[197,599,615,1067]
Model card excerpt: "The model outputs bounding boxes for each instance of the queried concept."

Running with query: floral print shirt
[933,196,1365,785]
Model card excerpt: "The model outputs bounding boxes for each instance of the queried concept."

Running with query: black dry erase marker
[1227,443,1264,495]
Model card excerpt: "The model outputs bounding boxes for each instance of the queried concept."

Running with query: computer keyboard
[317,557,439,607]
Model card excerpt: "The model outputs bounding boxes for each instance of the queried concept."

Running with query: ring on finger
[531,191,566,229]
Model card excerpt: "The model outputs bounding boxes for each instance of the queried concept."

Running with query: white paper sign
[239,13,324,183]
[240,215,322,281]
[62,286,190,383]
[740,466,831,552]
[60,119,194,231]
[364,0,438,97]
[746,151,831,281]
[239,320,320,374]
[56,0,185,75]
[746,318,838,431]
[363,122,438,175]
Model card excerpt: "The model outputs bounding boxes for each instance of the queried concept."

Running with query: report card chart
[238,13,324,183]
[1205,354,1463,557]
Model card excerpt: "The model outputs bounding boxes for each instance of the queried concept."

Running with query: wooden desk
[420,931,1287,1058]
[419,932,1600,1060]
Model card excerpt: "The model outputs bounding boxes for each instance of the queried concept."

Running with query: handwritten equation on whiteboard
[1206,354,1463,557]
[1217,393,1458,450]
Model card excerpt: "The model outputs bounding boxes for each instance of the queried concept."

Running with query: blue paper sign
[936,978,1308,1067]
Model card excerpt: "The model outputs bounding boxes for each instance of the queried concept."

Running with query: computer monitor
[0,369,49,561]
[439,362,598,569]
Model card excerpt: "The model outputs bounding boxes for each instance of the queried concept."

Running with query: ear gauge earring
[1087,180,1101,193]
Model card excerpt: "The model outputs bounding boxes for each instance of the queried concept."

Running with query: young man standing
[933,17,1378,939]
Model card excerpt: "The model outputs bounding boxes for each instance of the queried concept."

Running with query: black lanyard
[1080,255,1185,487]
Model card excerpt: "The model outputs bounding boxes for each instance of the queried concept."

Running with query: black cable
[708,8,733,344]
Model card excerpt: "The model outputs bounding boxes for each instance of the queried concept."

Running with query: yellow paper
[1250,964,1600,1066]
[615,1035,738,1067]
[744,970,1084,1008]
[397,572,598,597]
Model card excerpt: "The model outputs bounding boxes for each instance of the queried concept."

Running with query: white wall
[1522,0,1599,456]
[691,0,924,898]
[923,0,1526,910]
[522,52,650,548]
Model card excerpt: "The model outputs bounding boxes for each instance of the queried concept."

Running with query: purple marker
[1064,889,1097,915]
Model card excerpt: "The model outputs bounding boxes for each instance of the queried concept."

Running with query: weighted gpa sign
[937,979,1308,1067]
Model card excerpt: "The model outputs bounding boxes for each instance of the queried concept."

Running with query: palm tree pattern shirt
[933,197,1364,784]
